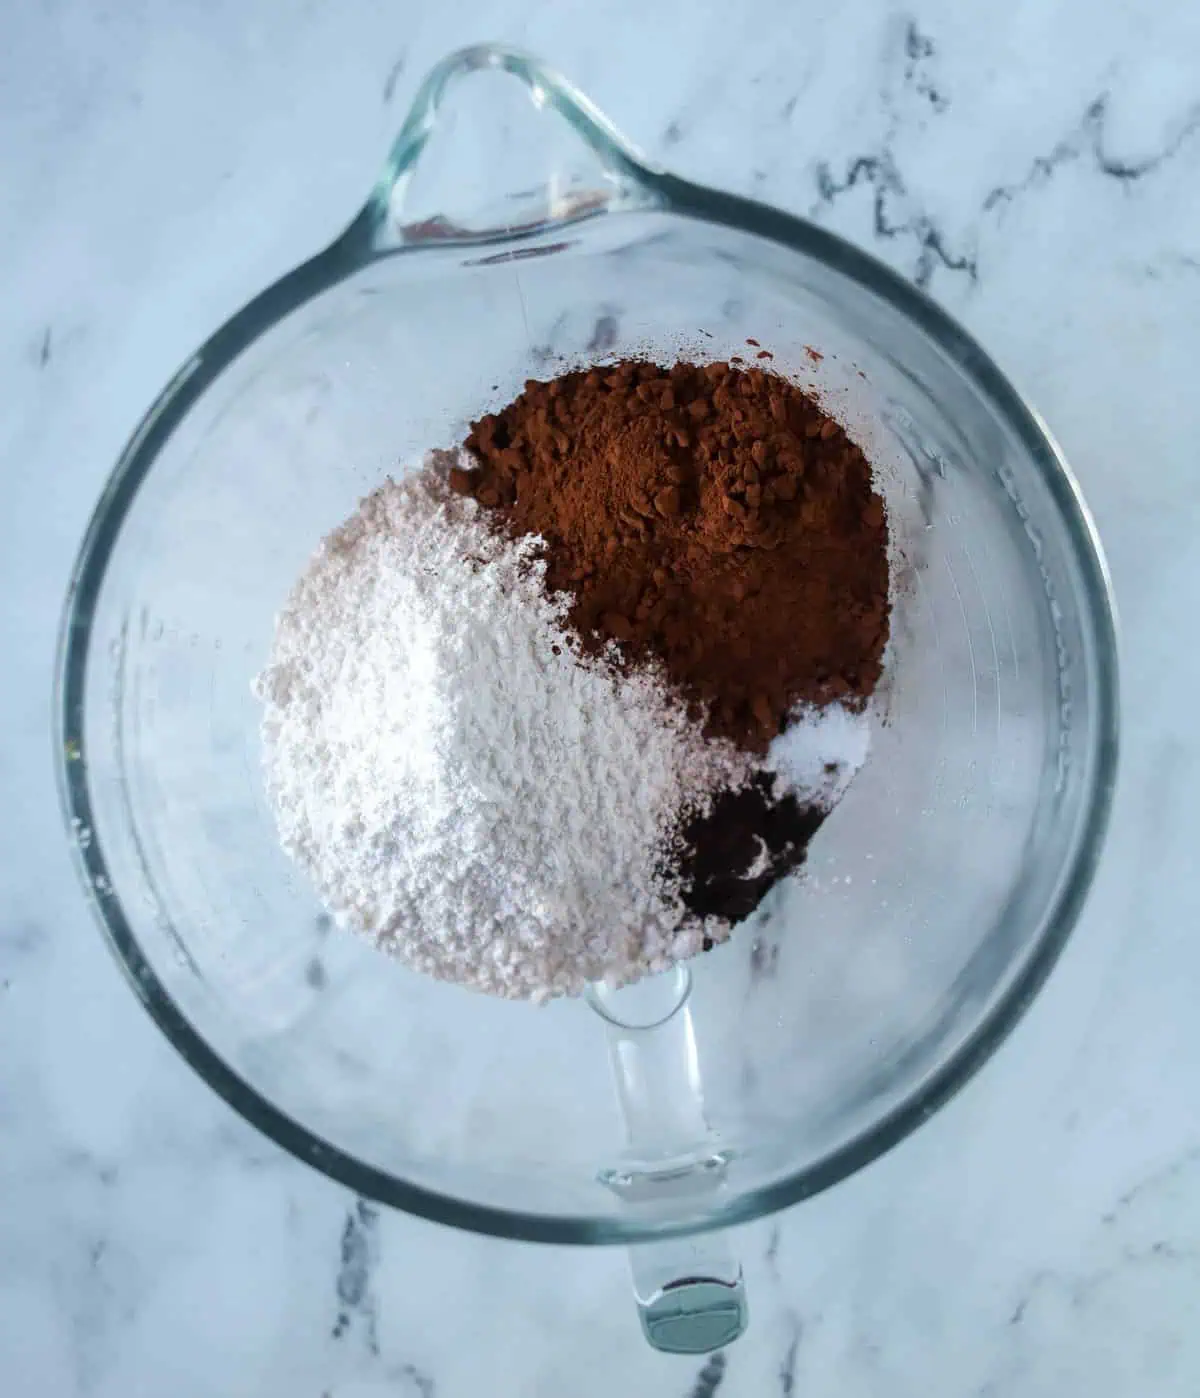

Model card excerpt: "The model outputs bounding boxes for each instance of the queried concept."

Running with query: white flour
[257,458,753,1001]
[257,456,872,1002]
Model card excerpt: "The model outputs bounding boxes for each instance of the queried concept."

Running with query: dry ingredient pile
[257,357,891,1001]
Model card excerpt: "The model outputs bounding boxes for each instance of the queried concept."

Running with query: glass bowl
[56,45,1118,1353]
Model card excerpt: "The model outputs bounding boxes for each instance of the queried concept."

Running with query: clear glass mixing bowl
[56,45,1118,1353]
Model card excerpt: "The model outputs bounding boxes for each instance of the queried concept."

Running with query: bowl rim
[55,164,1119,1248]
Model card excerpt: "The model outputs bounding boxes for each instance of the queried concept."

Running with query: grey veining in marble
[4,0,1200,1394]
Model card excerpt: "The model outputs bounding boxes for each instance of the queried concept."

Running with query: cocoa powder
[459,358,890,752]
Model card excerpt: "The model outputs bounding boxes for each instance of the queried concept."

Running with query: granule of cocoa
[461,359,890,752]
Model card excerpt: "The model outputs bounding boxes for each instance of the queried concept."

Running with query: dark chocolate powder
[676,773,826,928]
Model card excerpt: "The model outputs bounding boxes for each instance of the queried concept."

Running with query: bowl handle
[588,969,750,1355]
[359,43,663,252]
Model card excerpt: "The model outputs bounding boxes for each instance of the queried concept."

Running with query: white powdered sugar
[256,456,753,1001]
[769,701,872,806]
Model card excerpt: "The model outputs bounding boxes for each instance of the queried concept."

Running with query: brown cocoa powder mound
[458,358,890,752]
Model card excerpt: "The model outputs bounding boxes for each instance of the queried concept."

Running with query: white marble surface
[4,1,1200,1393]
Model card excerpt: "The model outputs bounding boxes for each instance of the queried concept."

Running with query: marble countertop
[4,1,1200,1393]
